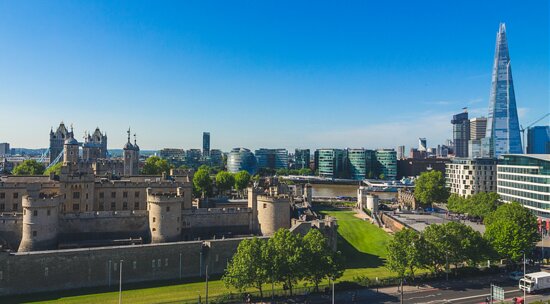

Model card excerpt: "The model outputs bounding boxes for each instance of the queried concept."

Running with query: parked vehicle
[519,271,550,293]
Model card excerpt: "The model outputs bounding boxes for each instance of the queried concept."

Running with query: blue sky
[0,0,548,151]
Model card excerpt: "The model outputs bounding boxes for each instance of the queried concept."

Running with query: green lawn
[14,209,395,303]
[319,209,394,281]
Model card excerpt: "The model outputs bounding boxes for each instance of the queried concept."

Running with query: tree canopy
[447,192,501,220]
[215,171,235,195]
[193,167,213,198]
[484,202,539,262]
[141,156,172,175]
[43,162,62,176]
[12,160,45,175]
[414,171,449,206]
[234,170,251,191]
[223,237,269,297]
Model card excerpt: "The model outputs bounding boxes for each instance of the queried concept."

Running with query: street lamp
[119,259,123,304]
[523,252,526,301]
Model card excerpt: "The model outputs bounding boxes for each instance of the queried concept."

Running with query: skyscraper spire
[483,23,523,158]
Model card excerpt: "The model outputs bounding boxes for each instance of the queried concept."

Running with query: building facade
[375,149,397,180]
[418,138,427,152]
[527,126,550,154]
[317,149,346,179]
[294,149,310,170]
[446,158,497,196]
[49,122,73,163]
[82,128,108,161]
[347,149,367,180]
[470,117,487,141]
[255,149,289,170]
[397,145,405,160]
[397,158,450,179]
[202,132,210,157]
[0,143,10,156]
[227,148,257,174]
[483,23,523,158]
[497,154,550,218]
[452,111,470,158]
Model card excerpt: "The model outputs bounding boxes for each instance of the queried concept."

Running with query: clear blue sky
[0,0,548,151]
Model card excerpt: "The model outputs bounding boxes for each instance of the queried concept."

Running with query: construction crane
[520,113,550,153]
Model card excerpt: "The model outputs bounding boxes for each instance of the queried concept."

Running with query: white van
[519,272,550,293]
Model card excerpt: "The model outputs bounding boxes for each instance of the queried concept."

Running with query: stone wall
[379,212,406,232]
[0,238,245,296]
[0,213,22,251]
[182,208,252,240]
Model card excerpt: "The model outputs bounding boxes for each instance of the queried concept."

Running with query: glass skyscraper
[527,126,550,154]
[484,23,522,158]
[451,111,469,158]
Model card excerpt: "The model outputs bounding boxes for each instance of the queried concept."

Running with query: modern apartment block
[0,143,10,156]
[202,132,210,157]
[255,149,289,170]
[470,117,487,140]
[375,149,397,180]
[446,158,497,196]
[451,111,470,158]
[317,149,346,179]
[348,148,367,180]
[397,145,406,160]
[294,149,310,170]
[497,154,550,218]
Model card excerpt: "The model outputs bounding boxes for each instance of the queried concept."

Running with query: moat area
[311,184,397,201]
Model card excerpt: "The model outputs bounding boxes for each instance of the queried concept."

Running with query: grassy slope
[17,209,394,304]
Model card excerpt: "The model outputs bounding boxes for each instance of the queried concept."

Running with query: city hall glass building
[497,154,550,218]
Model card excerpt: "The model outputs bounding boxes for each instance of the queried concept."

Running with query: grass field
[13,209,394,304]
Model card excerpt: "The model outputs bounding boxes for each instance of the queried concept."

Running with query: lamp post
[332,278,335,304]
[119,260,123,304]
[523,252,526,301]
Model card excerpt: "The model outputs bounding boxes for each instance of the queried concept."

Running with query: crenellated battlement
[182,207,251,215]
[22,194,62,209]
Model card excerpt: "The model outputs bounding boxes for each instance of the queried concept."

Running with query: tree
[223,237,269,297]
[234,170,251,192]
[267,229,305,295]
[215,171,234,195]
[193,168,213,198]
[387,229,425,281]
[302,229,343,291]
[141,156,172,175]
[447,192,501,220]
[414,171,449,206]
[43,162,62,176]
[485,202,539,262]
[12,160,45,175]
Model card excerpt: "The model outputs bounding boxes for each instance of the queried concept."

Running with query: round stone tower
[256,195,291,236]
[147,187,183,243]
[18,190,61,252]
[63,135,79,165]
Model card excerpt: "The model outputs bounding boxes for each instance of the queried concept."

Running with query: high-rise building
[527,126,550,154]
[375,149,397,180]
[294,149,310,170]
[497,154,550,218]
[446,158,497,196]
[208,149,224,167]
[418,138,427,152]
[317,149,346,179]
[470,117,487,140]
[255,149,289,170]
[227,148,257,174]
[451,111,470,158]
[202,132,210,157]
[347,149,367,180]
[0,143,10,156]
[483,23,523,158]
[397,145,406,160]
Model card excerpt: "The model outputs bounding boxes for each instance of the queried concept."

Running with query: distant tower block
[256,195,291,236]
[147,187,183,243]
[18,185,61,252]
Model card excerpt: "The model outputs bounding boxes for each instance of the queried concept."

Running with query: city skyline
[0,1,548,150]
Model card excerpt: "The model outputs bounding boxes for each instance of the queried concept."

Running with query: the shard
[483,23,523,158]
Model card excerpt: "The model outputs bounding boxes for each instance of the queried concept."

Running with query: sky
[0,0,548,152]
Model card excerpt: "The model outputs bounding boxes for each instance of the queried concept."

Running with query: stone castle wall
[0,213,22,251]
[182,208,252,239]
[0,238,245,296]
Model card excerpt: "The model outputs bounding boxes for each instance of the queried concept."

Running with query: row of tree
[447,192,501,219]
[193,166,251,198]
[387,202,539,284]
[223,229,343,297]
[11,159,62,176]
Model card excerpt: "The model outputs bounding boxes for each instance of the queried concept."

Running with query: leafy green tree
[223,237,269,297]
[12,160,45,175]
[302,229,343,291]
[234,170,251,192]
[215,171,234,195]
[43,162,62,176]
[267,229,305,295]
[141,156,172,175]
[485,202,539,262]
[387,229,425,281]
[414,171,449,206]
[193,168,213,198]
[298,168,313,176]
[378,173,385,180]
[447,192,501,220]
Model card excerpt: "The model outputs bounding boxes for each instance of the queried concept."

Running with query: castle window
[110,202,116,210]
[85,205,89,211]
[111,192,116,198]
[44,267,48,277]
[135,191,140,198]
[32,231,37,237]
[73,192,80,199]
[99,192,104,199]
[134,202,140,209]
[0,192,4,199]
[152,228,156,231]
[157,259,161,268]
[72,204,79,211]
[263,203,267,209]
[23,209,26,215]
[85,193,89,200]
[13,193,18,199]
[33,210,38,216]
[0,203,4,211]
[123,192,128,198]
[12,204,18,211]
[47,209,51,216]
[99,203,104,211]
[122,202,128,210]
[166,206,170,212]
[153,217,156,223]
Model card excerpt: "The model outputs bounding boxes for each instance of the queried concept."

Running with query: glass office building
[497,154,550,218]
[317,149,346,179]
[294,149,310,170]
[484,23,523,158]
[227,148,258,174]
[255,149,289,170]
[527,126,550,154]
[348,149,367,180]
[375,149,397,180]
[452,111,470,158]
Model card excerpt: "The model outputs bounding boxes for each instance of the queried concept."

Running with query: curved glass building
[227,148,258,174]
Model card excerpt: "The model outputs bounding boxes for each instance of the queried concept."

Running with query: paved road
[304,274,550,304]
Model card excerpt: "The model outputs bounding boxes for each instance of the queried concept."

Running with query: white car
[509,271,524,281]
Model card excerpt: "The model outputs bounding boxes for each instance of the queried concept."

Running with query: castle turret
[256,194,291,236]
[147,187,183,243]
[18,185,61,252]
[63,133,79,165]
[123,128,139,176]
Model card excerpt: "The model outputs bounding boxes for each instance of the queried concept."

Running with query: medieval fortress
[0,123,336,296]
